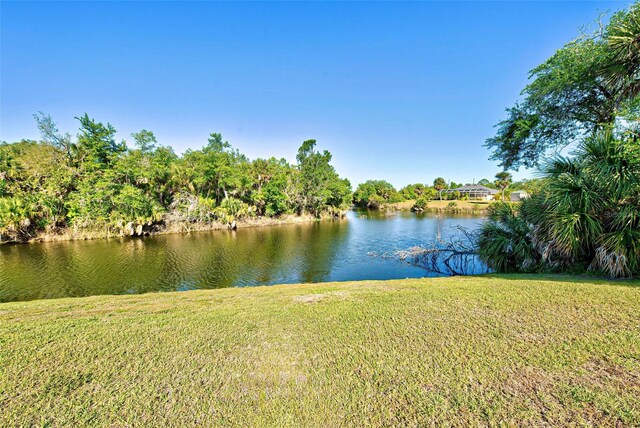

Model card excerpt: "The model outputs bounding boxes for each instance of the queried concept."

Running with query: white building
[442,185,498,201]
[510,191,530,201]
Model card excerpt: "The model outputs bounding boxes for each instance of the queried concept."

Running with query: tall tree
[433,177,446,200]
[602,3,640,103]
[296,140,349,216]
[485,2,639,170]
[75,114,125,171]
[131,130,157,153]
[33,112,73,163]
[494,171,512,200]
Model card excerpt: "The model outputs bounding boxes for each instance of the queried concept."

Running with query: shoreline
[1,213,335,246]
[379,199,495,214]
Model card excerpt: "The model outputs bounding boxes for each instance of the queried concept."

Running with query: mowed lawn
[1,275,639,427]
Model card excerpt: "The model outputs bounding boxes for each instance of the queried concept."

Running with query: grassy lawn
[382,199,508,212]
[426,199,494,210]
[1,275,639,427]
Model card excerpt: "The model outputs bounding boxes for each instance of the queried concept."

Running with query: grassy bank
[382,199,499,213]
[1,275,639,426]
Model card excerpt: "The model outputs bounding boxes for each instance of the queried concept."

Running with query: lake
[0,210,487,302]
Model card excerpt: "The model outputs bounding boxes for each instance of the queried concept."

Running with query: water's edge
[1,214,336,246]
[0,210,487,303]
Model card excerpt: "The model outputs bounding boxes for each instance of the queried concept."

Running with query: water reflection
[0,210,485,302]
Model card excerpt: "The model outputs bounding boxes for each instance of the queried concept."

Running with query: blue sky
[0,1,624,187]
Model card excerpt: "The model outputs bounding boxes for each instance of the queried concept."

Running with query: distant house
[510,191,530,202]
[442,185,498,201]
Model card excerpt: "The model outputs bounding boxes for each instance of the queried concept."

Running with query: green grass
[1,275,639,427]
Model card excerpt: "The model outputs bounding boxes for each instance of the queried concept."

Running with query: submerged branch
[372,226,490,276]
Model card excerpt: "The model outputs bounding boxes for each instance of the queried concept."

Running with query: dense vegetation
[0,115,351,242]
[480,3,640,278]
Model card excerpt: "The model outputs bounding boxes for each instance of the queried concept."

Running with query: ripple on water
[0,210,486,302]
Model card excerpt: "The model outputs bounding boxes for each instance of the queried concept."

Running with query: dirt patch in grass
[294,294,326,303]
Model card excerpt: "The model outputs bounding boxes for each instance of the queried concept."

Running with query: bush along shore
[0,118,351,244]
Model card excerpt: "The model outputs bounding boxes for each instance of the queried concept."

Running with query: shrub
[366,194,385,209]
[478,132,640,278]
[412,197,428,212]
[477,202,538,272]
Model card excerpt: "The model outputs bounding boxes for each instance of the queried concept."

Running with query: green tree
[478,202,537,273]
[433,177,446,200]
[485,3,639,170]
[353,180,400,207]
[131,129,157,153]
[400,183,428,200]
[602,3,640,102]
[75,114,125,171]
[1,115,353,241]
[33,112,74,163]
[296,140,350,216]
[179,133,249,202]
[494,171,513,200]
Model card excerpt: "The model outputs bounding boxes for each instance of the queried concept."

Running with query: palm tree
[433,177,446,200]
[494,171,512,200]
[480,131,640,277]
[602,3,640,103]
[477,202,537,272]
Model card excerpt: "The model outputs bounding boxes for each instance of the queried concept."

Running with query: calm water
[0,210,486,302]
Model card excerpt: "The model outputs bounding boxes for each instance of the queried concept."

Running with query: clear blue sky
[0,1,623,187]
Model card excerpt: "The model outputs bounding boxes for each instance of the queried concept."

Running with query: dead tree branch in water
[374,226,490,276]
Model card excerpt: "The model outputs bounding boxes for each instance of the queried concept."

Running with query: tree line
[0,115,352,242]
[352,175,540,209]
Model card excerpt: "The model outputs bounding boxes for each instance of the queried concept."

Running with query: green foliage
[75,113,126,171]
[509,178,544,195]
[296,140,351,216]
[433,177,446,191]
[0,196,36,240]
[353,180,402,208]
[449,190,461,200]
[494,171,513,199]
[603,3,640,102]
[481,4,640,277]
[1,115,351,241]
[480,132,640,278]
[248,157,299,217]
[412,197,429,212]
[215,197,253,223]
[422,187,437,201]
[399,184,438,202]
[478,202,538,273]
[65,175,162,229]
[486,3,639,169]
[178,133,250,202]
[366,194,385,209]
[131,129,157,153]
[526,132,640,277]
